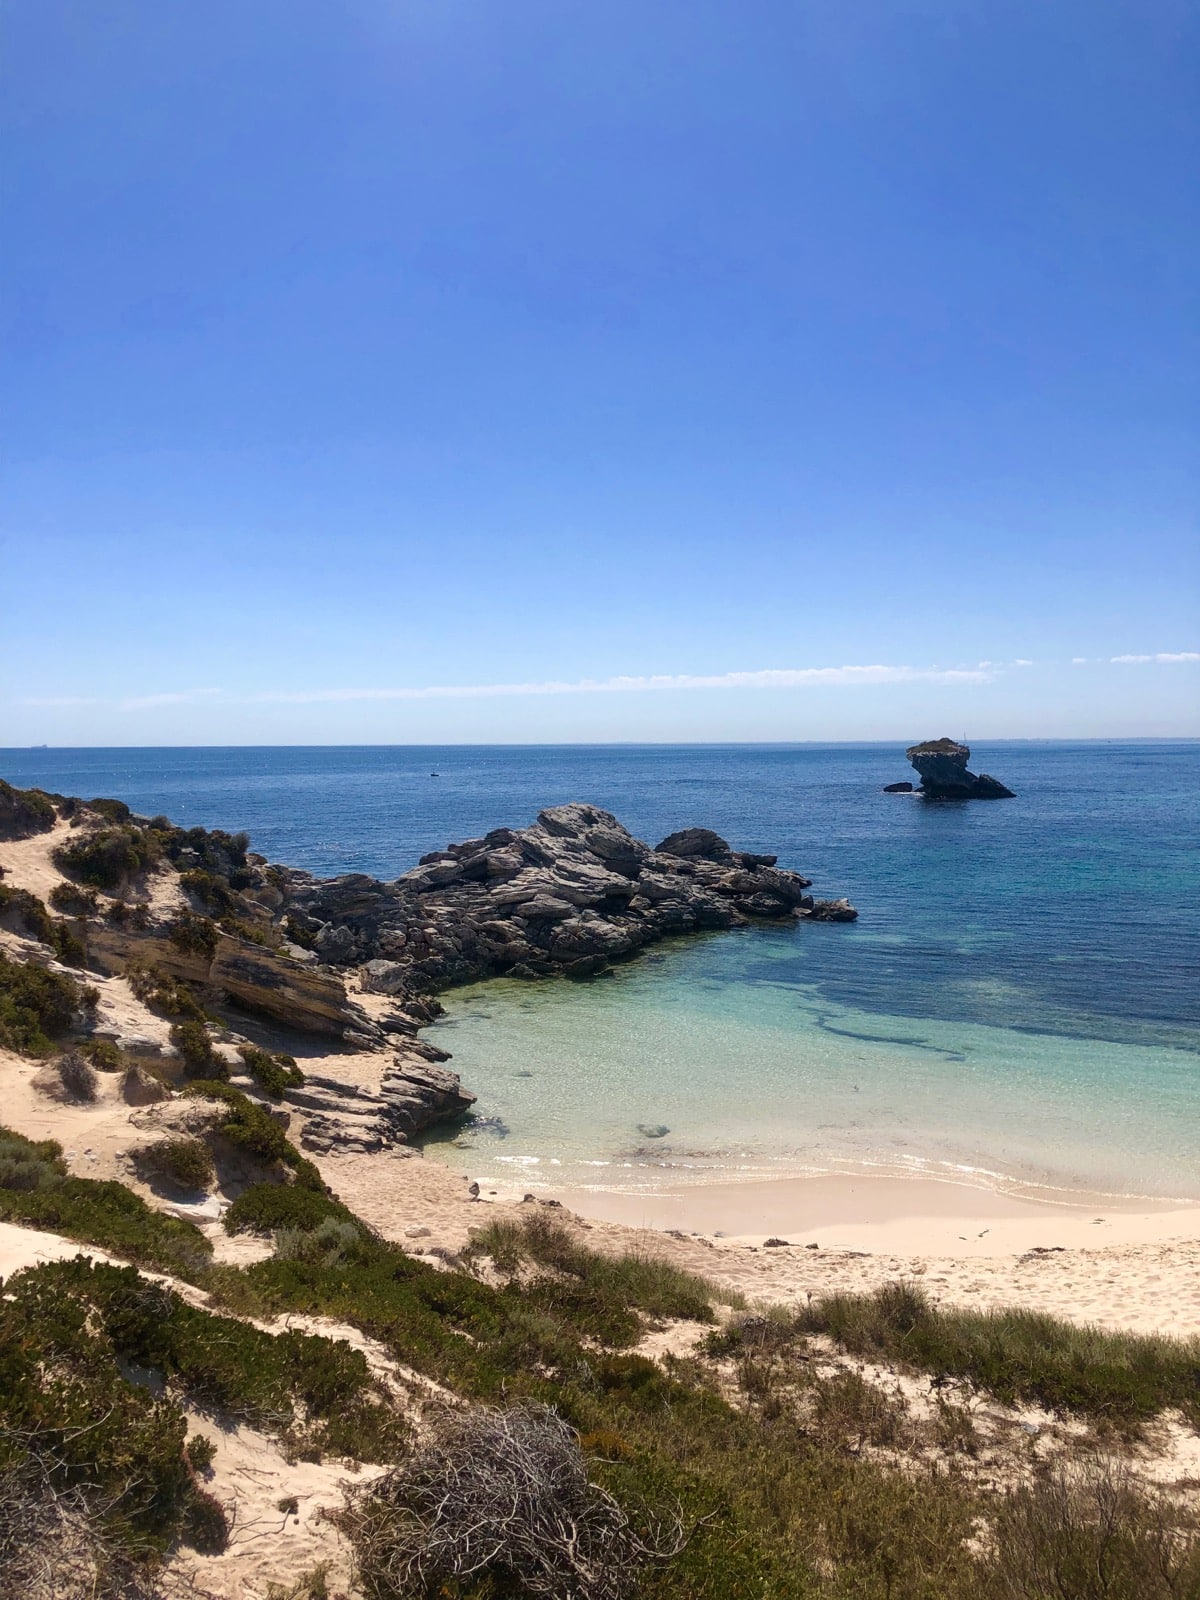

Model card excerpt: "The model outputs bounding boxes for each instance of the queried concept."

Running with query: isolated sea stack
[899,738,1015,800]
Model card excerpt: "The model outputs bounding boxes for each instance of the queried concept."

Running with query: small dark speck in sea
[637,1123,670,1139]
[515,1070,534,1078]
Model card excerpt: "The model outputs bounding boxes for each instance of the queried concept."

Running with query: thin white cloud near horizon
[14,651,1198,713]
[1110,652,1200,664]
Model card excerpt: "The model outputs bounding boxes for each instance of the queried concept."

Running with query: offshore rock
[904,739,1015,800]
[284,801,855,995]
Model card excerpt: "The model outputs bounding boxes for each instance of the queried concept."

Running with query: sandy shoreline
[537,1170,1200,1257]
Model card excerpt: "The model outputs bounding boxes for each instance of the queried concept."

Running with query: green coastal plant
[169,1017,226,1077]
[48,880,100,916]
[237,1042,305,1099]
[54,823,163,889]
[141,1136,215,1193]
[0,950,87,1053]
[167,910,220,960]
[0,1123,211,1276]
[0,779,58,839]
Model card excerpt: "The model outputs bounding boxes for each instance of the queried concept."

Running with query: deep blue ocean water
[3,743,1197,1197]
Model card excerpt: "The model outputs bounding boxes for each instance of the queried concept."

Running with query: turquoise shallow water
[2,741,1197,1200]
[427,933,1200,1201]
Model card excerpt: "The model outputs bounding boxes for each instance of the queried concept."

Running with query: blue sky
[2,0,1196,745]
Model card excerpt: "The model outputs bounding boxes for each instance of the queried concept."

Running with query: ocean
[3,742,1197,1201]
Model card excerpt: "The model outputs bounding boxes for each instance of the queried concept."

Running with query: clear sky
[2,0,1196,745]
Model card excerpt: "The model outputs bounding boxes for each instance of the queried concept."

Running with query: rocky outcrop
[902,740,1015,800]
[85,921,378,1041]
[289,1059,477,1155]
[282,803,856,994]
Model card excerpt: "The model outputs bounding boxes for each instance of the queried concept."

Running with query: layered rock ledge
[282,802,857,996]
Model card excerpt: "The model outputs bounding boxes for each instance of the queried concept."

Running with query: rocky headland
[0,786,855,1155]
[896,738,1015,800]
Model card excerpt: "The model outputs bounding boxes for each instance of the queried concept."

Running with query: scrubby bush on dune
[224,1180,354,1237]
[0,778,57,840]
[237,1042,305,1099]
[794,1281,1200,1431]
[183,1080,319,1185]
[48,881,100,916]
[167,909,220,960]
[0,884,88,966]
[54,824,163,890]
[82,1037,123,1072]
[275,1217,366,1269]
[139,1136,215,1193]
[57,1049,99,1102]
[105,897,151,929]
[169,1017,223,1076]
[467,1209,732,1329]
[0,1255,408,1589]
[0,1123,211,1276]
[0,950,89,1053]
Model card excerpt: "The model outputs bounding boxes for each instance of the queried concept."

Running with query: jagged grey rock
[904,739,1015,799]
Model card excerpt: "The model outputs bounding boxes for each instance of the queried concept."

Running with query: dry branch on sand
[340,1402,689,1600]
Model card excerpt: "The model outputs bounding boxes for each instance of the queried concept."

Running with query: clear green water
[427,928,1200,1202]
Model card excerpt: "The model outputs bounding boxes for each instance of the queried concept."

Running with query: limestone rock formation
[902,739,1015,800]
[283,802,856,995]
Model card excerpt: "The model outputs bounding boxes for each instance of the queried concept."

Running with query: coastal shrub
[237,1042,305,1099]
[88,796,133,823]
[0,779,57,839]
[141,1136,215,1193]
[83,1036,123,1072]
[183,1081,319,1185]
[180,867,237,915]
[106,897,152,929]
[977,1461,1200,1600]
[0,1124,211,1276]
[275,1218,366,1269]
[49,880,100,916]
[0,1127,63,1192]
[169,1018,226,1077]
[54,824,162,889]
[58,1048,99,1102]
[224,1180,354,1237]
[339,1402,687,1600]
[467,1211,729,1326]
[167,910,220,960]
[0,883,87,965]
[796,1282,1200,1429]
[284,914,319,950]
[0,950,84,1052]
[0,1255,405,1582]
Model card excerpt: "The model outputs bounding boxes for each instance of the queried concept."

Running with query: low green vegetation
[54,823,164,889]
[0,1255,409,1591]
[0,1123,211,1277]
[0,948,91,1052]
[169,1016,226,1076]
[224,1179,356,1236]
[0,882,88,965]
[48,880,100,915]
[788,1281,1200,1431]
[168,909,220,959]
[0,778,57,839]
[184,1080,321,1184]
[140,1135,215,1193]
[468,1209,739,1328]
[237,1041,305,1098]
